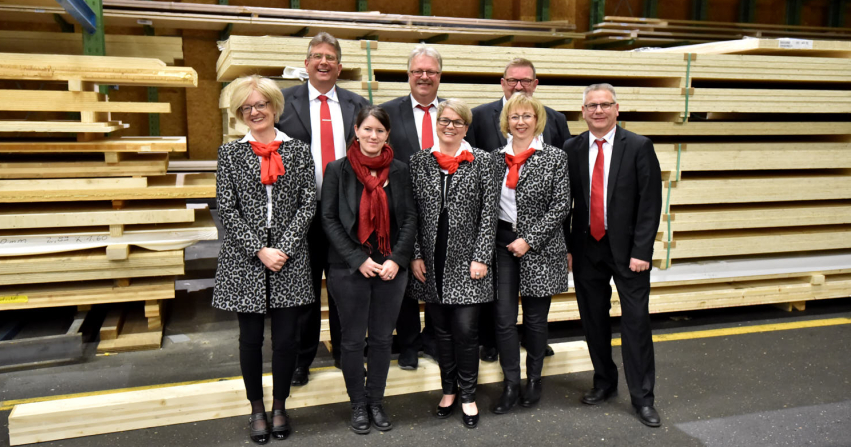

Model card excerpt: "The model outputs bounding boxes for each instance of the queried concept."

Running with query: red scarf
[347,141,395,256]
[504,147,536,189]
[250,140,285,185]
[432,149,475,174]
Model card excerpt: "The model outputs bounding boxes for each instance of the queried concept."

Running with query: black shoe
[398,350,418,370]
[462,409,479,429]
[479,346,498,362]
[368,404,392,431]
[270,409,291,440]
[248,412,270,445]
[581,387,617,405]
[491,382,520,414]
[635,405,661,427]
[519,379,542,407]
[291,367,309,386]
[350,404,371,434]
[544,344,554,356]
[435,397,456,419]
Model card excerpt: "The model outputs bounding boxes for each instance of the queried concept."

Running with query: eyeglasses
[410,70,440,78]
[509,114,536,122]
[584,102,616,111]
[240,101,270,115]
[308,53,338,63]
[437,117,466,128]
[503,78,535,87]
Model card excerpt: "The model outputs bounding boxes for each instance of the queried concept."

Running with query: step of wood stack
[0,52,216,352]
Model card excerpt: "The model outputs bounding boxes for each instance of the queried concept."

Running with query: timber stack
[0,52,216,358]
[217,36,851,339]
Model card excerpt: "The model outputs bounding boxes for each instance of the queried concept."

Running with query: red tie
[416,104,434,150]
[318,94,335,174]
[590,139,606,241]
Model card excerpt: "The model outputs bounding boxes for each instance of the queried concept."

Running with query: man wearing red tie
[563,84,663,427]
[276,32,370,385]
[380,45,444,369]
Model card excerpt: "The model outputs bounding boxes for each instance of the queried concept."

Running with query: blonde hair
[229,75,285,125]
[436,98,472,126]
[500,92,546,137]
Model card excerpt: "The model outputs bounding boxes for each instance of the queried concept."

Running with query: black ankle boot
[520,379,542,407]
[491,382,520,414]
[368,403,393,431]
[350,403,370,434]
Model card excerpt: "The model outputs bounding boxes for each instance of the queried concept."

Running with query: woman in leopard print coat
[408,99,499,429]
[213,75,315,444]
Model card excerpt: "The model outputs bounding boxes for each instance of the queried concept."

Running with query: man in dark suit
[276,32,370,385]
[466,57,570,152]
[465,58,570,363]
[564,83,663,427]
[379,45,444,369]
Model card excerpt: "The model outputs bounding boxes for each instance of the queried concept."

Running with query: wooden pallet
[6,340,592,445]
[96,303,163,353]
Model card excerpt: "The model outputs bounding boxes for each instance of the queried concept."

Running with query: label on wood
[778,39,813,50]
[0,295,28,304]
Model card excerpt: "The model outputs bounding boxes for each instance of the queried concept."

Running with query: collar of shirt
[240,128,292,143]
[502,134,543,154]
[308,82,338,103]
[430,139,472,156]
[588,126,616,150]
[410,94,439,111]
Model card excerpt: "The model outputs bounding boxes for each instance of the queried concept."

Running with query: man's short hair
[583,83,618,104]
[504,57,536,78]
[407,45,443,72]
[307,32,342,63]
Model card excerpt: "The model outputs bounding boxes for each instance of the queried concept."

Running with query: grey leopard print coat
[212,139,316,313]
[408,147,499,305]
[495,143,571,298]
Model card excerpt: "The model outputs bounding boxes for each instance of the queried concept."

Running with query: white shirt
[498,135,543,223]
[588,126,616,229]
[240,128,292,227]
[308,83,346,198]
[410,94,439,150]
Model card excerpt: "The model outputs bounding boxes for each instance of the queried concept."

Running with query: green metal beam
[219,23,233,41]
[738,0,756,22]
[289,0,299,8]
[54,14,75,32]
[357,0,368,12]
[479,35,514,46]
[786,0,803,25]
[691,0,708,20]
[142,24,159,136]
[479,0,492,19]
[828,0,846,27]
[643,0,658,18]
[590,0,606,29]
[420,0,431,16]
[82,0,107,95]
[536,0,550,22]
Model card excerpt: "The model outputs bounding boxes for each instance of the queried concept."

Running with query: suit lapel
[291,84,312,138]
[607,126,626,209]
[578,132,591,211]
[342,162,358,233]
[400,96,421,153]
[388,163,405,224]
[490,101,507,148]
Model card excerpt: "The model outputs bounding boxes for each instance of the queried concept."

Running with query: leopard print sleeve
[523,145,571,252]
[276,140,317,255]
[471,149,499,265]
[216,142,264,257]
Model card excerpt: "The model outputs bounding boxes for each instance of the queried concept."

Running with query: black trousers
[328,266,408,404]
[237,304,302,403]
[428,302,481,403]
[494,222,552,384]
[296,204,342,367]
[573,234,655,407]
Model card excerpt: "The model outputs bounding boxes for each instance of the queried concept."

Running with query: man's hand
[629,258,650,273]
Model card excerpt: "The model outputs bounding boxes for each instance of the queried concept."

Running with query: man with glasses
[380,45,445,369]
[276,32,370,385]
[564,83,662,428]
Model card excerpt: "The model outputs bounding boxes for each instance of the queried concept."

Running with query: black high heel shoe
[248,412,270,445]
[435,396,457,419]
[461,404,479,429]
[270,409,291,440]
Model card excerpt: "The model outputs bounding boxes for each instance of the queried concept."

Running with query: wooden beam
[0,173,215,203]
[0,278,174,311]
[0,137,187,153]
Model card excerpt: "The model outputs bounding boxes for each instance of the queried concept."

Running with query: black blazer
[276,83,370,147]
[380,95,444,164]
[321,157,418,274]
[466,98,571,152]
[564,126,662,275]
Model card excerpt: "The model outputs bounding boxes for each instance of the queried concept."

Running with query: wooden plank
[0,200,193,230]
[0,153,169,179]
[105,244,129,260]
[0,278,174,311]
[0,137,187,153]
[96,310,162,353]
[0,120,128,133]
[666,202,851,232]
[666,226,851,259]
[0,90,171,113]
[0,173,215,203]
[651,38,851,58]
[100,307,126,340]
[663,175,851,205]
[0,31,184,65]
[7,340,592,444]
[655,142,851,172]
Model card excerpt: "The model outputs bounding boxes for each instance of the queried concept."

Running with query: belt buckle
[512,222,517,233]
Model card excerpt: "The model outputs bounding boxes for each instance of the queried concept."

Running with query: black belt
[498,219,517,233]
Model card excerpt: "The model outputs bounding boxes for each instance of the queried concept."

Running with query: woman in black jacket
[321,105,418,435]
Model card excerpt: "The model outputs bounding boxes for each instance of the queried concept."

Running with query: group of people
[212,32,663,445]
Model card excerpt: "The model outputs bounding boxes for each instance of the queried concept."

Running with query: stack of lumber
[0,31,184,65]
[585,16,851,49]
[0,53,215,353]
[0,0,581,47]
[220,35,851,325]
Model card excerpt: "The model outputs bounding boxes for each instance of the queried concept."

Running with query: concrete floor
[2,211,850,446]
